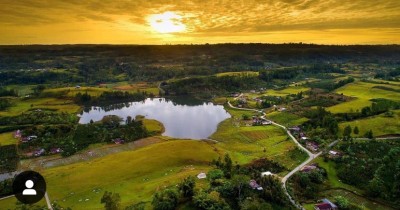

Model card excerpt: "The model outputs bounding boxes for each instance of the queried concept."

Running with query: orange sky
[0,0,399,44]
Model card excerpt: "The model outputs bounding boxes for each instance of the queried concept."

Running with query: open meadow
[0,140,219,209]
[339,110,400,137]
[328,81,400,113]
[211,107,308,172]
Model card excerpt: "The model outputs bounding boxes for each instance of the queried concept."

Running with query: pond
[78,98,231,139]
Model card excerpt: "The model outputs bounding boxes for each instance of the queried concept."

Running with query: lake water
[78,98,231,139]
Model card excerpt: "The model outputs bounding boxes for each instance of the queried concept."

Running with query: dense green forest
[1,44,399,85]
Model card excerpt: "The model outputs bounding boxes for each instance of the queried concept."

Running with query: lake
[78,98,231,139]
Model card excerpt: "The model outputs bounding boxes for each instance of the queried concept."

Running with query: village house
[14,130,22,138]
[262,120,272,125]
[328,150,341,158]
[249,180,263,190]
[289,126,301,133]
[50,148,62,154]
[314,198,338,210]
[27,135,38,141]
[33,148,45,157]
[238,97,247,104]
[306,141,319,152]
[278,107,287,112]
[301,136,309,141]
[112,138,125,144]
[197,172,207,179]
[301,164,318,172]
[261,171,273,177]
[21,135,38,143]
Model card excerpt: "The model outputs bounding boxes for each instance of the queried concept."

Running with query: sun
[148,11,186,34]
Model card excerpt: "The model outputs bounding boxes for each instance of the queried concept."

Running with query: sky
[0,0,399,45]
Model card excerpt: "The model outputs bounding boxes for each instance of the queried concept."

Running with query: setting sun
[148,11,186,34]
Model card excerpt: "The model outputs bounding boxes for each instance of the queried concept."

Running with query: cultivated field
[266,111,308,127]
[0,132,16,146]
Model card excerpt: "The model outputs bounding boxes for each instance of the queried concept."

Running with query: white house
[261,171,273,177]
[197,172,207,179]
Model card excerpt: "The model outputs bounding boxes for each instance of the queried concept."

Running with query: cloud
[0,0,399,44]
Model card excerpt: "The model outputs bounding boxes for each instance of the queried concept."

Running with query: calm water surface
[78,98,231,139]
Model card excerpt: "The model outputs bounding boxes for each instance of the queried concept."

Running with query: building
[289,126,301,132]
[261,171,273,177]
[197,172,207,179]
[50,148,62,154]
[314,199,338,210]
[301,164,317,172]
[329,150,341,158]
[112,138,125,144]
[249,180,263,190]
[262,120,272,125]
[33,148,45,157]
[14,130,22,138]
[306,141,319,152]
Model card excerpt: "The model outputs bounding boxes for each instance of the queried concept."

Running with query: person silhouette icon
[22,180,37,195]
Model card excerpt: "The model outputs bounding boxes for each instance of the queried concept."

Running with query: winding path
[226,100,335,209]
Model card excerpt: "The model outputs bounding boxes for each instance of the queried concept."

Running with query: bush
[152,188,179,210]
[193,190,230,210]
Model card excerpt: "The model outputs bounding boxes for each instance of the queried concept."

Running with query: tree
[334,196,349,209]
[101,191,121,210]
[223,154,233,178]
[353,126,359,135]
[364,130,374,139]
[152,188,179,210]
[207,169,224,185]
[193,190,230,210]
[242,114,250,120]
[179,176,196,198]
[126,116,133,124]
[32,84,46,96]
[101,115,123,128]
[231,175,250,204]
[343,125,352,139]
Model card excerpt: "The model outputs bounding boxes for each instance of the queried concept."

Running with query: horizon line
[0,42,399,46]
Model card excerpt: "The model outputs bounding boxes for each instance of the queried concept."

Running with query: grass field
[328,81,400,113]
[113,82,159,95]
[44,87,109,97]
[143,119,165,134]
[5,85,35,96]
[211,107,307,171]
[313,157,361,193]
[0,132,16,146]
[0,140,220,209]
[266,111,308,127]
[215,71,259,77]
[339,110,400,137]
[0,97,80,116]
[264,86,310,97]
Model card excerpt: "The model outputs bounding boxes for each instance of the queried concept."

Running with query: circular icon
[12,171,46,204]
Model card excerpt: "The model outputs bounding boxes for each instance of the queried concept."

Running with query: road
[227,100,336,209]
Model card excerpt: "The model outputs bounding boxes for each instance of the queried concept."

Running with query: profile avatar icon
[22,180,37,195]
[13,171,46,204]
